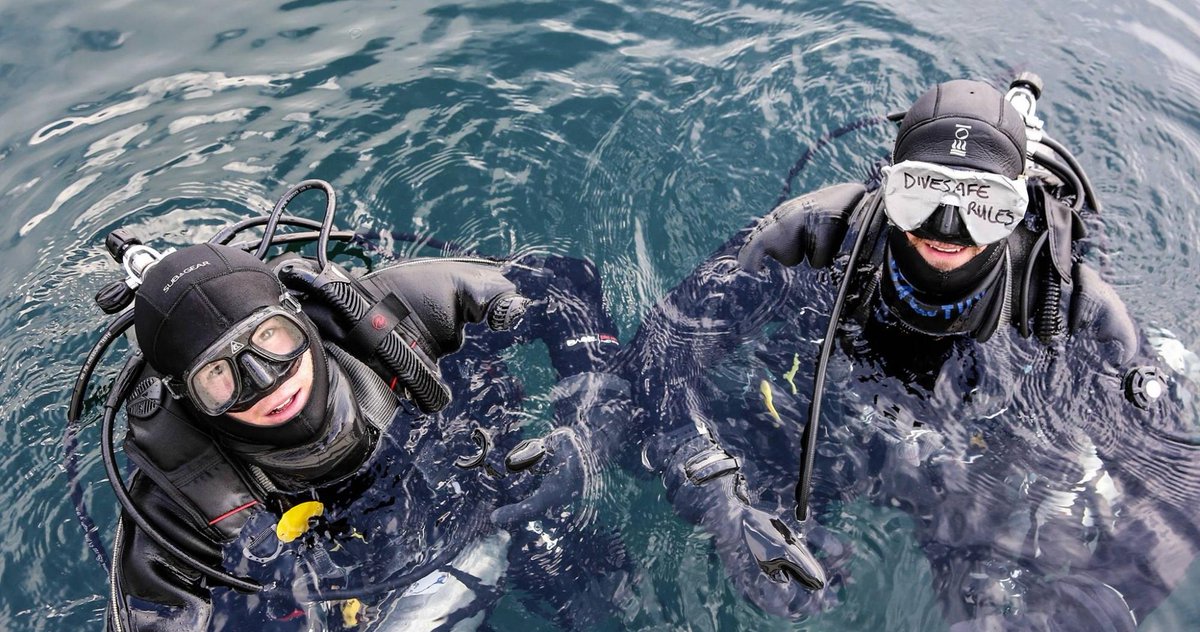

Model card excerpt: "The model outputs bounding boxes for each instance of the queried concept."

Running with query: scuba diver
[68,181,630,631]
[614,77,1200,629]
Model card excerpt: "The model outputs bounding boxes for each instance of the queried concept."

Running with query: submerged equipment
[67,179,488,594]
[792,73,1107,520]
[1124,366,1165,410]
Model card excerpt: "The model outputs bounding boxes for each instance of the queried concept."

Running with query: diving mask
[174,296,310,417]
[882,160,1029,245]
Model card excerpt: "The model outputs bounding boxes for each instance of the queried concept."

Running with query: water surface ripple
[2,0,1199,630]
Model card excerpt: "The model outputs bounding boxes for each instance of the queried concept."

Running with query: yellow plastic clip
[342,598,364,627]
[276,501,325,543]
[759,379,782,426]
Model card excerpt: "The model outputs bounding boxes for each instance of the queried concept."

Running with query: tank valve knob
[1006,71,1045,132]
[105,228,142,264]
[95,280,135,314]
[1010,71,1044,99]
[1124,366,1165,409]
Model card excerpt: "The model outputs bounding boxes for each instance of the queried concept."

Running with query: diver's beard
[888,229,1004,303]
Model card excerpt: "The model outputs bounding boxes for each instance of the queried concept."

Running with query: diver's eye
[191,358,236,409]
[254,326,276,344]
[252,315,305,356]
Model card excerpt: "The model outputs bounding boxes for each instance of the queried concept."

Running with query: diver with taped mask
[617,77,1200,629]
[68,182,632,631]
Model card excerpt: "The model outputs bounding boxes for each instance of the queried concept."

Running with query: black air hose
[1031,148,1084,212]
[69,309,136,423]
[280,266,451,413]
[1034,251,1063,343]
[1040,134,1103,213]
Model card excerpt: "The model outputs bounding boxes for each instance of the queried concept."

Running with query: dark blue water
[4,0,1200,629]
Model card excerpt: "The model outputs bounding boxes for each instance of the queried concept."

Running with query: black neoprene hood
[893,79,1028,179]
[134,243,286,378]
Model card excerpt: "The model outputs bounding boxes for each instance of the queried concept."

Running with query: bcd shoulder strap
[122,367,265,542]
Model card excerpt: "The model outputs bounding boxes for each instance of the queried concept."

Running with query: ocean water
[3,0,1200,629]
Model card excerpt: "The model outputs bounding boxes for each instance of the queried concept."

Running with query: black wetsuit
[107,256,628,632]
[619,181,1200,630]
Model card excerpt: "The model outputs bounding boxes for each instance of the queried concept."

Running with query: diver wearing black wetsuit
[619,80,1200,629]
[104,225,628,631]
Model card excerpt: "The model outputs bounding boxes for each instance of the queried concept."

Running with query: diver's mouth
[926,241,965,253]
[267,391,299,417]
[906,234,984,272]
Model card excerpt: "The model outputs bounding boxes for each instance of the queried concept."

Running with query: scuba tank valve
[94,228,176,314]
[1006,71,1045,143]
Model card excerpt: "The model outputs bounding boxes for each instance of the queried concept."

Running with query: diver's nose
[922,204,970,243]
[238,353,275,389]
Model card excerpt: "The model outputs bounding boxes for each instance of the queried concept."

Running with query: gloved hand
[356,258,529,357]
[278,257,528,412]
[682,470,835,618]
[644,421,835,619]
[737,182,865,272]
[489,426,588,528]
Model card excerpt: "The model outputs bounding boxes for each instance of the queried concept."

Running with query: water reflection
[3,0,1200,630]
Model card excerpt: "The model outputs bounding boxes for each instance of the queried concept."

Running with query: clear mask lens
[184,307,309,416]
[191,358,237,413]
[250,315,306,358]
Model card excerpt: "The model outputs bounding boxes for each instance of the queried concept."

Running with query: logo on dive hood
[162,260,211,293]
[949,123,971,157]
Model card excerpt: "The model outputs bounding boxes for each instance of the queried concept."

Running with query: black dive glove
[647,424,833,619]
[489,425,587,527]
[509,254,621,378]
[278,257,528,412]
[737,182,866,272]
[355,258,528,354]
[489,371,632,527]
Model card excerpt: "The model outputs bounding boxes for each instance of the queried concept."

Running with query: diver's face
[226,349,315,426]
[904,232,987,272]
